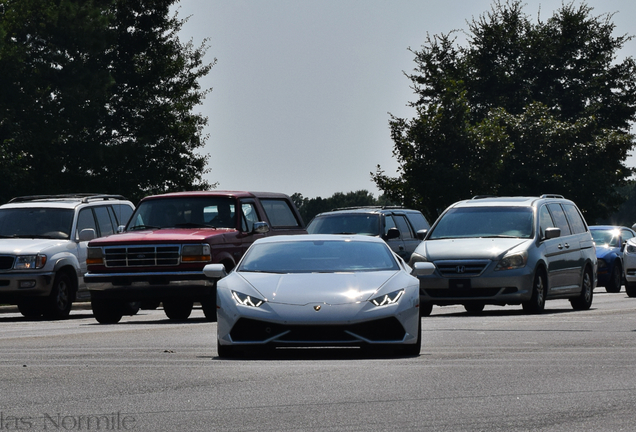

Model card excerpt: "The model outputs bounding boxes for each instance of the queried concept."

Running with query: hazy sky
[172,0,636,199]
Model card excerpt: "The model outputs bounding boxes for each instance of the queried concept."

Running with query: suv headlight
[14,254,47,270]
[370,289,404,306]
[495,251,528,271]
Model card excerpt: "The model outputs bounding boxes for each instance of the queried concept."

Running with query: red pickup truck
[85,191,306,323]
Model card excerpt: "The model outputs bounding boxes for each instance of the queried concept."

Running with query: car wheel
[121,301,141,316]
[201,295,217,322]
[464,303,485,314]
[42,272,73,319]
[91,299,124,324]
[399,317,422,356]
[522,269,546,314]
[626,282,636,298]
[605,265,622,293]
[18,300,44,319]
[217,340,235,358]
[163,299,193,320]
[420,302,433,317]
[570,267,594,310]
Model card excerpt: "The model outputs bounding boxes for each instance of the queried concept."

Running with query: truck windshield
[128,197,238,230]
[0,208,74,239]
[429,207,534,240]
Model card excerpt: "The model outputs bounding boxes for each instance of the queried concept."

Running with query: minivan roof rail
[540,194,565,199]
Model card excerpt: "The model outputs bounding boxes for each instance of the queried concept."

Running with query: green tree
[0,0,213,204]
[373,0,636,223]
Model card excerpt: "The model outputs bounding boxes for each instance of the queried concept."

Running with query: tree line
[1,1,635,225]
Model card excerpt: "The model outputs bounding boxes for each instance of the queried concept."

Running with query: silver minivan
[409,195,597,315]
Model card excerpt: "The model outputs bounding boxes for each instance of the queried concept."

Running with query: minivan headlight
[495,251,528,271]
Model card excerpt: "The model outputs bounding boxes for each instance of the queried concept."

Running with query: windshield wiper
[174,222,216,228]
[128,225,159,231]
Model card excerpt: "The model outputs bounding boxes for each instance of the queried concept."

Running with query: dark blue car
[589,226,636,293]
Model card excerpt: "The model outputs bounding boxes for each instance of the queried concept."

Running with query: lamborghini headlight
[231,291,265,307]
[370,289,404,306]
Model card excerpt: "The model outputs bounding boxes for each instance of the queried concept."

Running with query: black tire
[626,282,636,298]
[121,301,141,316]
[91,299,124,324]
[522,269,546,314]
[163,299,193,320]
[201,296,217,322]
[420,302,433,317]
[399,317,422,356]
[42,272,73,319]
[605,264,622,293]
[464,303,485,314]
[18,300,43,319]
[570,267,594,310]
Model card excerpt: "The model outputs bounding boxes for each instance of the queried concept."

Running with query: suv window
[260,199,301,228]
[0,208,74,239]
[405,212,430,231]
[547,203,571,236]
[393,215,414,239]
[94,206,116,237]
[112,204,134,226]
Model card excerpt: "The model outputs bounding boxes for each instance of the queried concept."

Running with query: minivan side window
[562,204,587,234]
[539,205,555,239]
[547,203,572,236]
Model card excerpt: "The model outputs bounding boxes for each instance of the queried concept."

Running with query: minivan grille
[0,256,14,270]
[103,245,181,267]
[435,260,490,277]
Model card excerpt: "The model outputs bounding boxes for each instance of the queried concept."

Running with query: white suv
[0,194,134,319]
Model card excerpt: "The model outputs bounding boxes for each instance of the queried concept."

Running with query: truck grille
[435,260,490,277]
[0,255,15,270]
[103,245,181,267]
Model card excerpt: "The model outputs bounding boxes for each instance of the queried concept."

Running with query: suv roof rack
[471,195,497,200]
[540,194,565,199]
[8,194,127,204]
[331,205,405,211]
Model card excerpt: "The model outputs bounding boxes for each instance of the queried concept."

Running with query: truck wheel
[18,300,44,319]
[201,296,217,322]
[163,299,193,320]
[91,299,124,324]
[43,272,73,319]
[121,302,141,315]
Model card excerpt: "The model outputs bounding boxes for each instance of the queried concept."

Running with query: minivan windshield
[429,207,534,240]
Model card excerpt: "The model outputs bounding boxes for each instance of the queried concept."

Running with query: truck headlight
[181,244,211,262]
[86,247,104,265]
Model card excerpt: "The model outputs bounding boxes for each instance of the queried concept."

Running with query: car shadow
[213,346,420,361]
[426,307,594,318]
